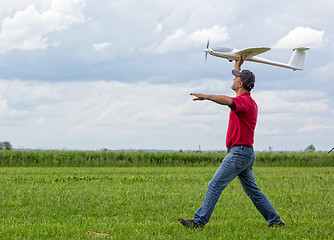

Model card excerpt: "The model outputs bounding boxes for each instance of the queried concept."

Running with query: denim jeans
[193,145,281,226]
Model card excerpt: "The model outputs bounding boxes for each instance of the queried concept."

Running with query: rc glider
[204,41,309,71]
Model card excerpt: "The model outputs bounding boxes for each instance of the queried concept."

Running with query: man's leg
[238,166,282,225]
[192,150,240,225]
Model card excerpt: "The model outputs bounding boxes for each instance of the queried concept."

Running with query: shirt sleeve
[231,96,248,113]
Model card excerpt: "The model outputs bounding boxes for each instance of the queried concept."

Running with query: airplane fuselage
[205,46,309,71]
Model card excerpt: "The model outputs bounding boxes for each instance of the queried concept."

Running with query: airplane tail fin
[288,47,309,70]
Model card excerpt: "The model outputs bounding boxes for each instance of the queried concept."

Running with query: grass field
[0,167,333,239]
[0,150,333,167]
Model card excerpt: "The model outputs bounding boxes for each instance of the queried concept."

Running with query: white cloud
[0,79,216,149]
[0,98,8,114]
[93,42,112,53]
[252,89,333,150]
[298,124,334,133]
[310,60,334,81]
[0,0,86,52]
[189,25,229,44]
[156,23,162,32]
[0,79,333,151]
[273,27,325,49]
[254,90,329,113]
[149,25,229,54]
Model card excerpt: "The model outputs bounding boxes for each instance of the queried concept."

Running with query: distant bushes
[0,150,223,167]
[255,151,333,167]
[0,141,12,150]
[0,150,332,167]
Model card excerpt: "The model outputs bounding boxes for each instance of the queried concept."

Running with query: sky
[0,0,333,151]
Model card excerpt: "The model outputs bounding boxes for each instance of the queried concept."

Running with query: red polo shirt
[226,92,258,149]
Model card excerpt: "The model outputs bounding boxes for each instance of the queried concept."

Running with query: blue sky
[0,0,333,151]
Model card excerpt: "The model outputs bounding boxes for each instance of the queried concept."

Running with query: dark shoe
[268,220,285,228]
[178,217,203,228]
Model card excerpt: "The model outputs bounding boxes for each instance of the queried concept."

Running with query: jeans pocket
[233,151,251,172]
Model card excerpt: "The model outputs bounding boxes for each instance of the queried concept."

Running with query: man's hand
[234,56,244,71]
[190,93,208,101]
[190,93,235,108]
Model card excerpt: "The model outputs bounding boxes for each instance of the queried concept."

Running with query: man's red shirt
[226,92,258,149]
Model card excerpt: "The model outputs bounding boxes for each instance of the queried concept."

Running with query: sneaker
[178,217,203,228]
[268,220,285,228]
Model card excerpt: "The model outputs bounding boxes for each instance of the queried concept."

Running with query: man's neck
[235,88,249,96]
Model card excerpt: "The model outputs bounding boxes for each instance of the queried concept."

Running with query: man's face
[231,77,242,91]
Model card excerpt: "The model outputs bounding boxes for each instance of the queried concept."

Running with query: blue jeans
[193,145,281,226]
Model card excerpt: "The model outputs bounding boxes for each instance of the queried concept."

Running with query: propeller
[204,39,210,62]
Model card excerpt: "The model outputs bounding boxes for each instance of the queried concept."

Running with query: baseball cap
[232,69,255,89]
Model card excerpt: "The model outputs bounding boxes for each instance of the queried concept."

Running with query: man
[179,58,284,228]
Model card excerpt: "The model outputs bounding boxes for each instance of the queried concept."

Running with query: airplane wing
[235,47,271,59]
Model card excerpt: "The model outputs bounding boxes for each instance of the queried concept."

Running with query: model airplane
[204,41,309,71]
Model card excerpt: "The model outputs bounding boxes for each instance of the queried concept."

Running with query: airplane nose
[204,49,209,62]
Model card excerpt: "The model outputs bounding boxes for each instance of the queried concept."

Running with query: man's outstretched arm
[190,93,236,109]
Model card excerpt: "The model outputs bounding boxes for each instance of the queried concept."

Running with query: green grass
[0,150,333,167]
[0,167,333,239]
